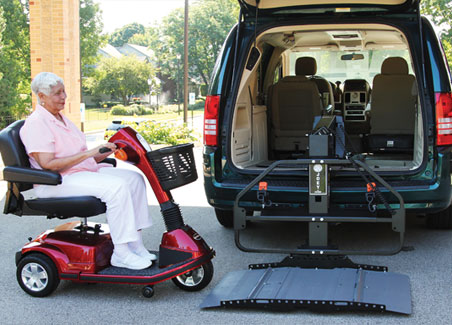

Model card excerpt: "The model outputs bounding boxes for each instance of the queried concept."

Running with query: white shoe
[133,247,158,261]
[111,252,152,270]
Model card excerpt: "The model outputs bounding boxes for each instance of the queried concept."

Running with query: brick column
[29,0,81,127]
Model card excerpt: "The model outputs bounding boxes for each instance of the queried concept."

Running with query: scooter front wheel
[172,260,214,292]
[16,253,60,297]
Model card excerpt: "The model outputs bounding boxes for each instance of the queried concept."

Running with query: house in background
[98,44,123,59]
[117,44,154,62]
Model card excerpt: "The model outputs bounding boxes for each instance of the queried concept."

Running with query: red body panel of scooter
[109,127,170,203]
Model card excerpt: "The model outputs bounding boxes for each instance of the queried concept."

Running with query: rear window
[288,49,412,85]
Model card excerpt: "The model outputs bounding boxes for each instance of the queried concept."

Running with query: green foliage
[110,104,128,115]
[110,104,153,116]
[80,0,107,77]
[86,55,155,105]
[200,84,208,96]
[188,0,238,85]
[132,120,196,145]
[109,23,145,47]
[0,0,30,125]
[131,104,153,115]
[0,6,4,50]
[129,0,238,101]
[129,27,159,47]
[421,0,452,70]
[106,120,196,145]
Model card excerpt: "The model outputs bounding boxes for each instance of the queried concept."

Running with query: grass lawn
[83,106,204,132]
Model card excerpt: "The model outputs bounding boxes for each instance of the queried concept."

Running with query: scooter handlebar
[99,147,112,154]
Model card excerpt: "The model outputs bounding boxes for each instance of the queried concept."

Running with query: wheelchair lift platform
[200,256,411,314]
[202,119,412,314]
[200,156,412,314]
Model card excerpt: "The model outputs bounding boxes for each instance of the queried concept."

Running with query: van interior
[231,24,423,172]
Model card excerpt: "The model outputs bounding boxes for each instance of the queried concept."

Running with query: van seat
[296,57,334,111]
[268,74,322,157]
[368,57,417,152]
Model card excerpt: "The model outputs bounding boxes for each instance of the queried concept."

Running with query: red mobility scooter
[0,121,214,298]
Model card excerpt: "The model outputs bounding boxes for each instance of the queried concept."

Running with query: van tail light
[436,92,452,146]
[204,95,220,146]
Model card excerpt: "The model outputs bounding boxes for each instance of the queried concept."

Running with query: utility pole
[183,0,189,123]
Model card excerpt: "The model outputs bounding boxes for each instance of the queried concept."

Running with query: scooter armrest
[100,158,116,167]
[3,166,62,185]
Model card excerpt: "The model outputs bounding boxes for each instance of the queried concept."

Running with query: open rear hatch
[238,0,419,14]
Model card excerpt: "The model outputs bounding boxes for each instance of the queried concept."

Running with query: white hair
[31,72,64,104]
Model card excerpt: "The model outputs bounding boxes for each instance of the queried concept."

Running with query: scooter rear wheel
[16,253,60,297]
[172,261,214,292]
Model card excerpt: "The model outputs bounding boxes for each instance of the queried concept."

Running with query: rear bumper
[203,150,452,214]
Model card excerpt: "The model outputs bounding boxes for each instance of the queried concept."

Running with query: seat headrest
[381,57,409,75]
[296,57,317,76]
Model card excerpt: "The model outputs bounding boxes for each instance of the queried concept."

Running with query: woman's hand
[93,143,117,162]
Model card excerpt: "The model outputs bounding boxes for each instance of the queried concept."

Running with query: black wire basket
[146,143,198,191]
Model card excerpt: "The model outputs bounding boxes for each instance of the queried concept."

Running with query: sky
[96,0,194,34]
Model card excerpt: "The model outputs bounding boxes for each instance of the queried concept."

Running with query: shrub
[140,106,154,115]
[110,104,129,115]
[111,104,154,116]
[124,120,196,145]
[127,104,141,115]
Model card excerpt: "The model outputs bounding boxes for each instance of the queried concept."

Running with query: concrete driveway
[1,147,452,324]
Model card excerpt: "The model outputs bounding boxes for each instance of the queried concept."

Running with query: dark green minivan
[203,0,452,230]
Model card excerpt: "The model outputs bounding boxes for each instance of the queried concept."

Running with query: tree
[129,26,159,47]
[109,23,145,47]
[0,6,4,86]
[86,55,155,105]
[421,0,452,70]
[80,0,107,77]
[0,0,30,126]
[0,5,4,46]
[189,0,238,85]
[143,0,238,102]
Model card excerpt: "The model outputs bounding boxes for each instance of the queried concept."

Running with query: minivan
[203,0,452,230]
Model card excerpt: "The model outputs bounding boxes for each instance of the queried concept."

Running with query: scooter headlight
[114,148,128,161]
[136,133,152,152]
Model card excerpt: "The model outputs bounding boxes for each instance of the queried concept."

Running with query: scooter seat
[25,196,106,218]
[0,120,109,219]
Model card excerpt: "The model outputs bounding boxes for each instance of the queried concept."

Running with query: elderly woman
[20,72,156,270]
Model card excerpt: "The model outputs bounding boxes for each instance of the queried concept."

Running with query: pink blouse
[20,104,99,176]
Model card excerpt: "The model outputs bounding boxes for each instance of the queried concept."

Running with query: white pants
[35,167,152,245]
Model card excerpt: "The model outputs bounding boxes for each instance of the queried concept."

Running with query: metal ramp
[200,265,411,314]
